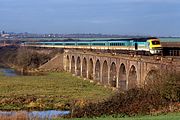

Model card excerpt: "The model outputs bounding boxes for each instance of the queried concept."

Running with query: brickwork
[63,50,180,89]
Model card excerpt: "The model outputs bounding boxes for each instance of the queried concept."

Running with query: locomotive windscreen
[152,41,160,45]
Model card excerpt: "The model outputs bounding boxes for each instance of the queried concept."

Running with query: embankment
[39,54,64,72]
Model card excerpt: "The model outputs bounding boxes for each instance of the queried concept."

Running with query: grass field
[0,72,113,110]
[61,112,180,120]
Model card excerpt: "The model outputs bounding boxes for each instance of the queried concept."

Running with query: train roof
[24,37,158,43]
[62,37,158,42]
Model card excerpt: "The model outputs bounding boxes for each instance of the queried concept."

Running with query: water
[29,110,70,119]
[0,110,70,119]
[0,68,45,76]
[0,68,18,76]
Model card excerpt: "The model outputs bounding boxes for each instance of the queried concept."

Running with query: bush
[16,47,51,69]
[71,72,180,118]
[161,73,180,102]
[0,46,18,66]
[0,46,60,70]
[71,88,168,118]
[144,71,180,102]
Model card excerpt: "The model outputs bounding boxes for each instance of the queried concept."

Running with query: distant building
[0,31,10,38]
[1,31,5,34]
[1,34,9,37]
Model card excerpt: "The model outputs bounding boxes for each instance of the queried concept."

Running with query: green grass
[61,112,180,120]
[0,72,113,110]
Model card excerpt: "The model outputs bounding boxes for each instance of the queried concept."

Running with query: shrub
[16,47,51,69]
[161,73,180,102]
[71,72,180,118]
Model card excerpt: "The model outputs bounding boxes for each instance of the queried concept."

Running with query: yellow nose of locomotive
[148,39,162,54]
[151,39,161,48]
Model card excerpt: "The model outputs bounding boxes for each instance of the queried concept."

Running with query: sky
[0,0,180,36]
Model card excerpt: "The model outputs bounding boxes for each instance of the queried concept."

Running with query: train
[23,37,162,55]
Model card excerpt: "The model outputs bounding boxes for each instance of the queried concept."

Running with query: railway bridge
[63,50,180,90]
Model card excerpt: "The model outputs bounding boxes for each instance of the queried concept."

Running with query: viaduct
[63,50,180,90]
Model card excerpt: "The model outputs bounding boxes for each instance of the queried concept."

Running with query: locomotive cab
[147,39,162,54]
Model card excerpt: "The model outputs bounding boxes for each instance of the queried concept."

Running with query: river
[0,68,18,76]
[0,110,70,119]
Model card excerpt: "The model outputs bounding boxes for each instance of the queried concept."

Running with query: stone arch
[66,55,70,71]
[102,60,108,85]
[88,58,93,79]
[110,62,117,87]
[95,59,101,81]
[76,56,81,76]
[128,65,137,89]
[119,63,127,90]
[145,69,161,86]
[82,57,87,78]
[71,56,75,74]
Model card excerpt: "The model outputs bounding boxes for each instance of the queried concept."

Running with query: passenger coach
[24,37,162,55]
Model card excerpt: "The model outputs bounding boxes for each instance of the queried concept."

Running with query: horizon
[1,31,180,37]
[1,0,180,36]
